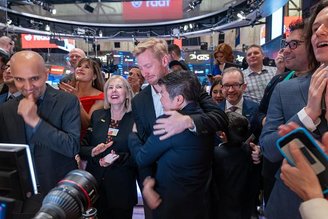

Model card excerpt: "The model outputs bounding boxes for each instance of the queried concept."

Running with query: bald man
[0,36,14,55]
[69,48,86,70]
[0,51,80,215]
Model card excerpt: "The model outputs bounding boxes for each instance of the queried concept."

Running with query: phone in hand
[276,127,328,194]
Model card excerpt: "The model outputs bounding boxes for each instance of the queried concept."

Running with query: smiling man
[242,44,277,103]
[0,50,80,216]
[218,67,259,135]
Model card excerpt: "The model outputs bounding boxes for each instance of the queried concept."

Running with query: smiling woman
[59,57,105,139]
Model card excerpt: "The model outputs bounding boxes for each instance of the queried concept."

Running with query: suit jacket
[132,85,228,181]
[0,85,80,196]
[80,110,137,210]
[129,103,213,219]
[218,97,260,138]
[0,93,7,104]
[212,142,253,219]
[259,74,313,219]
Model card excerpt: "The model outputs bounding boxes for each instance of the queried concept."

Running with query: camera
[33,169,98,219]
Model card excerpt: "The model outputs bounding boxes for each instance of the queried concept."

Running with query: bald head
[0,36,14,54]
[69,48,86,69]
[11,51,48,98]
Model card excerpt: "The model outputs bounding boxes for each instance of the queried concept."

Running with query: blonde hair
[103,75,134,112]
[133,38,168,61]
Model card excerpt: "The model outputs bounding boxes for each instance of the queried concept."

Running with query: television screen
[0,144,38,201]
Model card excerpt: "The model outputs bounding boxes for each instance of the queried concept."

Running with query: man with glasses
[260,18,318,219]
[219,67,259,134]
[242,44,277,103]
[0,59,20,104]
[258,19,311,205]
[218,67,261,218]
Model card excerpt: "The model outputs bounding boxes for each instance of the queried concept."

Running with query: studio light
[237,11,246,20]
[186,0,202,12]
[99,30,103,37]
[84,3,94,13]
[45,24,50,31]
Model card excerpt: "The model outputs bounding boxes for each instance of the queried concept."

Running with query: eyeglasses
[1,65,10,70]
[281,39,304,50]
[222,83,244,90]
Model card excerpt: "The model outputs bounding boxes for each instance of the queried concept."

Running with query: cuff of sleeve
[297,108,321,132]
[299,198,328,219]
[32,119,42,133]
[188,120,197,133]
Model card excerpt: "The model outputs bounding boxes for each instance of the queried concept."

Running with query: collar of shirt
[244,66,271,77]
[226,97,244,113]
[151,85,164,118]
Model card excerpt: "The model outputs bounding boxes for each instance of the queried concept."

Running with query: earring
[92,80,95,86]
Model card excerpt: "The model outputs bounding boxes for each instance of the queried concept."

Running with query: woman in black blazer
[80,75,137,219]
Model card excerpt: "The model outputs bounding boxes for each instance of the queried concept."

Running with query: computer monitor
[0,144,38,201]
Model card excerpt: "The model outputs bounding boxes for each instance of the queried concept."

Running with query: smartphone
[276,127,328,194]
[245,133,256,144]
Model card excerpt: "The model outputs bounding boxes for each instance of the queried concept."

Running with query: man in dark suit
[131,38,228,218]
[218,67,260,136]
[0,51,80,216]
[129,71,213,219]
[0,59,20,104]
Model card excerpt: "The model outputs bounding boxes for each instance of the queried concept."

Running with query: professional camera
[33,170,98,219]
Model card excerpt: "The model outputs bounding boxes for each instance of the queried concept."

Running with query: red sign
[21,34,75,51]
[123,0,183,21]
[49,65,65,75]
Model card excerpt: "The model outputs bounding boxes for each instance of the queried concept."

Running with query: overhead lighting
[186,0,202,12]
[99,30,103,37]
[237,11,246,20]
[84,3,94,13]
[45,24,50,31]
[6,19,12,25]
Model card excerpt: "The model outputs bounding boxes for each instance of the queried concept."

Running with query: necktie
[229,106,238,112]
[6,95,14,101]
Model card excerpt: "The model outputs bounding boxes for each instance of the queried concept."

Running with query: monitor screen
[0,144,38,201]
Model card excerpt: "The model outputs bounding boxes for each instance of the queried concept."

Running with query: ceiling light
[237,11,246,20]
[45,24,50,31]
[84,3,94,13]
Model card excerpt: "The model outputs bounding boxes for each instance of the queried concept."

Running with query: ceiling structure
[0,0,289,41]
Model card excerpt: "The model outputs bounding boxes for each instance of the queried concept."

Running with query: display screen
[123,0,183,21]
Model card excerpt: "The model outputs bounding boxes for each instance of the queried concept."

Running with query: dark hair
[76,58,105,91]
[225,112,249,144]
[304,1,328,71]
[158,71,201,102]
[168,60,188,71]
[209,78,222,97]
[222,67,245,84]
[168,44,181,57]
[289,19,304,32]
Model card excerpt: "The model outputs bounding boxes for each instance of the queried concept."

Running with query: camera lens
[33,170,98,219]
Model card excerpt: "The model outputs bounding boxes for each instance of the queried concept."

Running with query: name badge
[108,128,119,136]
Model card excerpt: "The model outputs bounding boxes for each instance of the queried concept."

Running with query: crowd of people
[0,1,328,219]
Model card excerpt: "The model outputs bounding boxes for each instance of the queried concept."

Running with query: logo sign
[131,1,143,8]
[123,0,183,21]
[21,34,75,51]
[189,54,210,61]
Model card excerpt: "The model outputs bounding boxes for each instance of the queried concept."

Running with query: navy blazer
[129,103,214,219]
[218,97,260,138]
[0,93,7,104]
[0,85,80,195]
[80,109,138,210]
[259,74,313,219]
